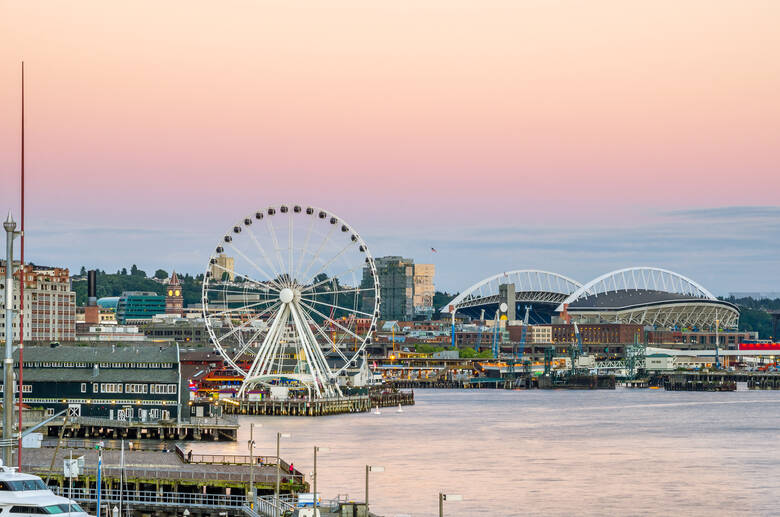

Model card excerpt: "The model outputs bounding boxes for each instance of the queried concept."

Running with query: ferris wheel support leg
[239,306,288,398]
[289,303,329,398]
[256,306,292,380]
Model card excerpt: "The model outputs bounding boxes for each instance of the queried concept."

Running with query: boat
[373,406,381,415]
[396,404,403,413]
[0,464,92,516]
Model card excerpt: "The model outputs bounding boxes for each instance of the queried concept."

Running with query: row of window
[21,362,174,369]
[83,383,178,394]
[0,384,32,393]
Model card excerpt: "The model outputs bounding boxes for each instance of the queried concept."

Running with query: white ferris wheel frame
[201,204,380,399]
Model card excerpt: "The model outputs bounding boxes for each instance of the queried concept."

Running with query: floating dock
[41,415,240,441]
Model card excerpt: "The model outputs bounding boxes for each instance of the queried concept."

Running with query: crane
[475,309,485,351]
[492,310,500,359]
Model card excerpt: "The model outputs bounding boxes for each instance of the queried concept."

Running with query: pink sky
[0,1,778,290]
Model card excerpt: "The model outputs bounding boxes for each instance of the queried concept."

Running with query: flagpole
[17,60,25,471]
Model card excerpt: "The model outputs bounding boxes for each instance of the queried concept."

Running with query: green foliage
[722,297,780,339]
[154,269,169,280]
[130,264,146,277]
[414,343,446,355]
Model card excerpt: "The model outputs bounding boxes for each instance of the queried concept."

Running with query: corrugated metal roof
[20,367,178,383]
[14,345,178,364]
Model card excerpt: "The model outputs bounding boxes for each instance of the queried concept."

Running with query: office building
[0,261,76,342]
[116,291,167,324]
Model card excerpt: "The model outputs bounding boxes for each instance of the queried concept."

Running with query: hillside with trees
[72,266,203,307]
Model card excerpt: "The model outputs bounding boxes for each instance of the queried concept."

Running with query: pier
[219,390,414,416]
[41,415,240,441]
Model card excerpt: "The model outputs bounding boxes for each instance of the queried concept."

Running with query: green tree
[79,266,87,276]
[121,267,128,275]
[154,269,169,280]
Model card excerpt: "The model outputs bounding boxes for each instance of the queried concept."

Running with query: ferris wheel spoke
[288,211,294,283]
[306,286,374,297]
[301,262,367,293]
[298,300,364,345]
[263,217,288,283]
[302,309,352,364]
[246,224,286,288]
[227,241,284,291]
[206,299,277,319]
[298,297,374,318]
[209,259,281,292]
[294,214,317,282]
[298,223,337,284]
[233,303,282,362]
[213,301,281,344]
[304,240,357,286]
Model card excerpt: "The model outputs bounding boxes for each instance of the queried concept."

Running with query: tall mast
[17,61,25,470]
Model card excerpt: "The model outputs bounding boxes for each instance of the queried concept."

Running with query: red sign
[739,343,780,351]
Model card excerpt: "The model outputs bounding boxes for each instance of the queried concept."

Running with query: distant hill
[722,296,780,340]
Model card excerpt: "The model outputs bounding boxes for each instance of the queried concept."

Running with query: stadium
[443,267,739,329]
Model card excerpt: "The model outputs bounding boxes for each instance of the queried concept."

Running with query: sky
[0,1,778,295]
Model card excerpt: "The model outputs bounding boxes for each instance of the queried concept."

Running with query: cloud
[663,206,780,219]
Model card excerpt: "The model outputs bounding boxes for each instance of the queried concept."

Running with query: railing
[52,486,248,508]
[28,465,304,485]
[62,415,238,428]
[188,415,239,427]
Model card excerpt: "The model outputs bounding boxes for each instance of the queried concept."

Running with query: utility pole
[248,423,255,507]
[313,446,318,514]
[3,212,20,467]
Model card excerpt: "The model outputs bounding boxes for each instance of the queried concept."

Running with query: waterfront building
[0,261,76,342]
[116,291,166,324]
[165,271,184,316]
[11,344,186,422]
[413,263,435,317]
[208,254,235,282]
[74,323,147,342]
[362,256,414,321]
[143,314,208,344]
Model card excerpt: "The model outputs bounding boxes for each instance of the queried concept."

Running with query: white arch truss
[556,267,717,311]
[442,270,582,313]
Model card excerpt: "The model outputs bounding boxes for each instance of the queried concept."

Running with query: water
[192,389,780,516]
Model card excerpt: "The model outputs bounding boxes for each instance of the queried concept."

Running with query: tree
[154,269,169,280]
[79,266,87,276]
[121,267,128,275]
[130,264,146,277]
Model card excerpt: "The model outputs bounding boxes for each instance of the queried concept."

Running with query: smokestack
[87,270,97,306]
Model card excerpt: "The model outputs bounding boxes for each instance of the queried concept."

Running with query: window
[100,383,123,394]
[125,384,147,394]
[92,383,98,393]
[46,408,54,417]
[150,384,177,395]
[81,383,87,393]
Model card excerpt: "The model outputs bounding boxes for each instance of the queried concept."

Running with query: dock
[41,415,239,441]
[27,442,307,516]
[220,390,414,416]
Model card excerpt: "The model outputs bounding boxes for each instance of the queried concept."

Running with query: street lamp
[438,493,463,517]
[275,432,291,517]
[3,212,20,468]
[365,465,384,513]
[247,423,262,507]
[313,446,330,513]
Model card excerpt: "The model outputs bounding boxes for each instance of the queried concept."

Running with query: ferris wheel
[202,205,380,399]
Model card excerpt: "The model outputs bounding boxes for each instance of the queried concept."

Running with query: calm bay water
[192,389,780,516]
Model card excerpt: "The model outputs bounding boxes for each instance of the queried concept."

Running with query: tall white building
[0,261,76,342]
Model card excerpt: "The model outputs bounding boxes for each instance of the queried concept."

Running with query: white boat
[373,406,381,415]
[396,404,403,413]
[0,465,92,516]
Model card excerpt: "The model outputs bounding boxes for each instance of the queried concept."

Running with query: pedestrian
[289,462,294,474]
[187,449,193,462]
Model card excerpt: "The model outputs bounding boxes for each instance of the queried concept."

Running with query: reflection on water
[190,389,780,516]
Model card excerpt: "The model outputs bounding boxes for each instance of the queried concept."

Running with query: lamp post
[247,423,262,507]
[438,493,463,517]
[313,446,330,513]
[365,464,384,513]
[3,212,20,467]
[275,432,291,517]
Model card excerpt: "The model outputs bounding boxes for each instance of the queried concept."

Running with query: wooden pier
[42,415,239,441]
[220,390,414,416]
[27,443,307,512]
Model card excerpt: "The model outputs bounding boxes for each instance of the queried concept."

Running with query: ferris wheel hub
[279,287,295,304]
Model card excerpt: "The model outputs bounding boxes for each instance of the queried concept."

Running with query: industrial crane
[516,305,531,363]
